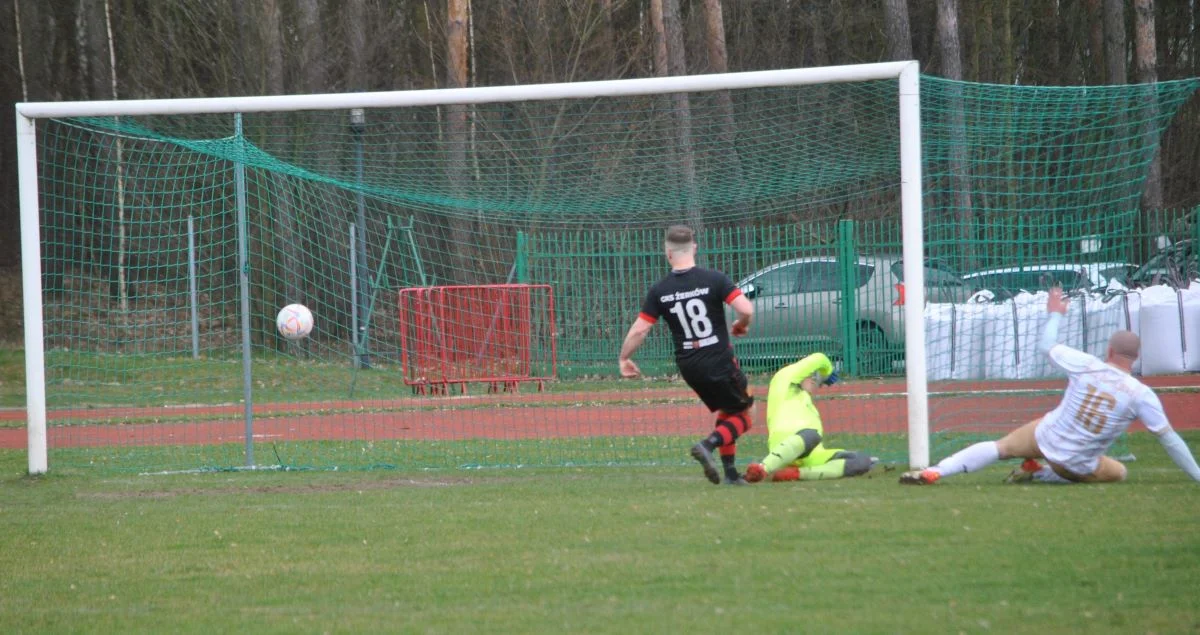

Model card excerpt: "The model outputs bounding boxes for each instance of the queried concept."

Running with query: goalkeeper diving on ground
[900,286,1200,486]
[745,352,877,483]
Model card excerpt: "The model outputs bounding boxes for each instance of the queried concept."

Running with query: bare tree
[446,0,474,282]
[1104,0,1127,84]
[345,0,367,91]
[651,0,700,231]
[297,0,325,94]
[1085,0,1107,83]
[702,0,741,186]
[262,0,284,96]
[11,0,27,100]
[883,0,913,60]
[261,0,304,324]
[232,0,255,94]
[1135,0,1162,211]
[937,0,964,80]
[807,1,829,67]
[937,0,975,270]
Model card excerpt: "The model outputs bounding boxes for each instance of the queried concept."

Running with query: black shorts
[678,358,753,414]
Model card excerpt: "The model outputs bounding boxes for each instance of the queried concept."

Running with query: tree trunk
[650,0,668,77]
[297,0,324,94]
[345,0,367,92]
[1085,0,1106,83]
[702,0,741,191]
[1104,0,1127,84]
[1134,0,1161,212]
[937,0,964,80]
[883,0,913,61]
[937,0,975,271]
[262,0,303,338]
[446,0,474,283]
[651,0,701,232]
[232,0,253,94]
[262,0,284,95]
[1001,0,1014,83]
[807,1,829,67]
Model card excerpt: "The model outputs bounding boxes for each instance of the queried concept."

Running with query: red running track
[1,376,1197,449]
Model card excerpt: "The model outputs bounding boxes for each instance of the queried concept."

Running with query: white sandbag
[1080,292,1129,359]
[924,303,955,381]
[1139,284,1187,375]
[981,293,1056,380]
[981,299,1018,379]
[925,301,990,380]
[1181,284,1200,371]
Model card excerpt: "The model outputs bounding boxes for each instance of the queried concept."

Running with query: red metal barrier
[398,284,557,394]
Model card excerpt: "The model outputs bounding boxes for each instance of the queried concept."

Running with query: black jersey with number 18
[639,267,743,367]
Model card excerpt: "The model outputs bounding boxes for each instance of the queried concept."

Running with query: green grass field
[2,432,1198,633]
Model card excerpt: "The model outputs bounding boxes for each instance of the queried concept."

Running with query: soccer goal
[17,64,1195,475]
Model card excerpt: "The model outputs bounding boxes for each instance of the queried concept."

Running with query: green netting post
[400,217,428,287]
[351,108,370,369]
[515,231,529,283]
[349,218,397,398]
[234,113,254,468]
[837,219,858,377]
[187,215,199,359]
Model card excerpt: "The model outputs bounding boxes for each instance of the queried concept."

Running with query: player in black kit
[618,225,755,485]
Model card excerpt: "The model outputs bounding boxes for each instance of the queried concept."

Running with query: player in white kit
[900,287,1200,485]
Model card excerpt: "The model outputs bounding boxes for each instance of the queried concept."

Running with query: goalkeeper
[745,352,875,483]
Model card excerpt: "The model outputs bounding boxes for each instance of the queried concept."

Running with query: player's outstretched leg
[748,428,821,483]
[800,451,874,481]
[898,468,940,485]
[693,410,751,485]
[899,440,1003,485]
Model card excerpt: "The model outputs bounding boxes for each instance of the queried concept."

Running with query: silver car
[962,262,1135,297]
[730,255,970,374]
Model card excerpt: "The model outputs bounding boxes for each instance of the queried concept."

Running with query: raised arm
[769,352,834,396]
[1138,392,1200,483]
[1038,287,1069,356]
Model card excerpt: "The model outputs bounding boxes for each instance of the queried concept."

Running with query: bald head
[1107,330,1140,363]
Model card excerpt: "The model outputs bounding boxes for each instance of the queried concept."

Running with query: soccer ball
[276,304,314,340]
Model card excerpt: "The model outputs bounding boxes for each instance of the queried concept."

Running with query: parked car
[1127,239,1197,288]
[962,262,1135,298]
[729,255,971,374]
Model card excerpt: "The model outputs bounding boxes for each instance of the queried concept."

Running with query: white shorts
[1034,420,1101,477]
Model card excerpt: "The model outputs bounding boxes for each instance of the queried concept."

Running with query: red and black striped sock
[701,411,752,479]
[719,445,739,480]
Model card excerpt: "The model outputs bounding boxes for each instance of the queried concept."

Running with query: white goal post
[15,61,928,474]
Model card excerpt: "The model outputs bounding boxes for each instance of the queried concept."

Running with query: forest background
[0,0,1192,282]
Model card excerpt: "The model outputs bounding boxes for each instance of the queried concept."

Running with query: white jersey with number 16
[1035,344,1171,474]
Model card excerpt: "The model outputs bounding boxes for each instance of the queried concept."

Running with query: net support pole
[16,112,47,475]
[349,222,359,361]
[899,62,929,469]
[234,114,254,467]
[350,108,370,369]
[188,215,200,359]
[836,219,858,376]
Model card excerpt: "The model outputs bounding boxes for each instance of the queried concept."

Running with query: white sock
[1032,466,1072,484]
[931,441,1000,477]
